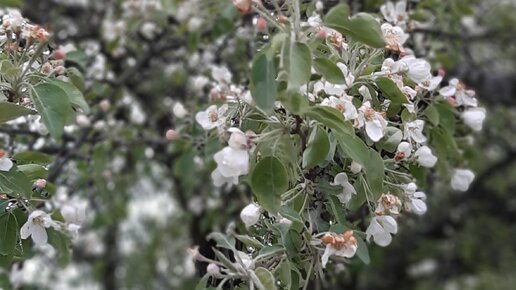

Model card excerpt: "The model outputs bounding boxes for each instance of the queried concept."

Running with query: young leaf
[313,57,345,84]
[376,77,408,116]
[254,267,278,290]
[31,83,71,140]
[324,4,385,48]
[0,166,33,198]
[48,79,90,113]
[302,126,330,169]
[279,91,309,115]
[12,151,53,166]
[306,106,354,136]
[0,213,18,255]
[250,51,277,111]
[424,104,440,126]
[207,232,236,250]
[47,228,71,265]
[0,102,36,123]
[356,237,371,264]
[250,156,288,214]
[17,164,48,180]
[287,42,311,89]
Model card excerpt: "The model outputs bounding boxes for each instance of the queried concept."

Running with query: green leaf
[207,232,235,250]
[0,102,36,123]
[306,106,354,136]
[376,127,403,153]
[12,151,52,166]
[287,42,311,89]
[0,213,18,255]
[66,67,86,92]
[376,77,408,116]
[250,156,288,214]
[0,165,33,198]
[235,234,264,249]
[302,126,330,169]
[31,82,71,140]
[195,274,210,290]
[424,104,440,126]
[250,51,277,111]
[324,4,385,48]
[277,260,292,289]
[279,92,309,115]
[212,248,238,272]
[48,79,90,113]
[47,228,70,265]
[254,267,278,290]
[356,237,370,264]
[66,50,88,68]
[257,245,285,260]
[328,195,346,224]
[435,101,456,134]
[313,57,345,84]
[17,164,48,180]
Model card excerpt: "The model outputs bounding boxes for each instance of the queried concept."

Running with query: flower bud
[316,29,327,40]
[451,169,475,192]
[240,203,261,227]
[349,161,362,174]
[34,179,47,189]
[52,49,66,60]
[438,68,446,77]
[99,99,111,112]
[232,0,252,15]
[256,17,267,33]
[76,114,91,127]
[173,102,188,119]
[278,15,287,24]
[165,129,178,141]
[462,108,486,132]
[207,263,220,275]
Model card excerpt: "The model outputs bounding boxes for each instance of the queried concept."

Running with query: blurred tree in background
[0,0,514,289]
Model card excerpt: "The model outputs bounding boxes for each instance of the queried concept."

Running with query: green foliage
[0,102,36,123]
[250,156,288,214]
[30,83,71,140]
[251,51,278,111]
[302,126,330,169]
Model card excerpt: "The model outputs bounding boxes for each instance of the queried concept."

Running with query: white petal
[195,111,213,130]
[20,221,32,239]
[439,86,456,98]
[240,203,261,227]
[451,169,475,191]
[410,199,427,215]
[333,172,349,185]
[373,232,392,247]
[365,119,385,142]
[0,158,13,171]
[378,215,398,234]
[31,225,48,245]
[321,245,336,268]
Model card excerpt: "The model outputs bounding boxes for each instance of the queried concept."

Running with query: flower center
[0,149,5,159]
[336,103,345,113]
[208,111,219,123]
[364,108,376,121]
[33,216,44,226]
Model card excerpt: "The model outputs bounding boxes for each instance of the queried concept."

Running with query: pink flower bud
[256,17,267,33]
[76,114,91,127]
[316,29,327,39]
[52,49,66,60]
[206,263,220,275]
[438,68,446,77]
[35,179,47,189]
[165,129,178,141]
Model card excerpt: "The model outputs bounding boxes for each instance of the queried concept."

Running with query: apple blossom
[366,215,398,247]
[332,173,356,205]
[173,102,188,118]
[462,107,486,131]
[207,263,220,275]
[321,95,358,121]
[165,129,178,141]
[195,104,228,130]
[451,169,475,192]
[350,161,362,174]
[404,183,427,215]
[0,149,13,172]
[240,203,261,227]
[380,1,409,26]
[404,120,427,144]
[413,146,437,168]
[320,231,358,268]
[356,101,388,142]
[400,56,432,84]
[375,194,402,215]
[439,78,478,107]
[34,179,47,189]
[395,141,412,161]
[20,210,54,245]
[76,114,91,127]
[381,23,409,52]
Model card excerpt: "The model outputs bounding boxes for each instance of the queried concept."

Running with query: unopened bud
[52,49,66,60]
[232,0,252,15]
[256,17,267,33]
[240,203,261,227]
[165,129,178,141]
[206,263,220,275]
[316,29,327,39]
[173,102,188,119]
[438,68,446,77]
[99,99,111,112]
[350,161,362,174]
[278,15,287,24]
[35,179,47,189]
[76,114,91,127]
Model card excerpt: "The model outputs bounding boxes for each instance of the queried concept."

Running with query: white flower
[336,63,355,88]
[404,183,427,215]
[451,169,475,192]
[207,263,220,275]
[381,23,409,52]
[356,101,387,142]
[366,215,398,247]
[332,173,356,205]
[375,194,402,215]
[195,104,228,130]
[380,1,408,26]
[395,141,412,161]
[0,149,13,171]
[462,107,486,131]
[76,114,91,127]
[321,95,358,121]
[140,22,160,39]
[240,203,261,227]
[235,251,254,270]
[400,56,432,84]
[173,102,188,119]
[211,147,249,187]
[439,78,477,107]
[211,66,232,84]
[350,161,362,174]
[413,146,437,168]
[358,85,372,102]
[61,200,87,237]
[227,127,249,150]
[404,120,427,144]
[320,231,358,268]
[419,76,443,91]
[313,81,346,96]
[20,210,53,245]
